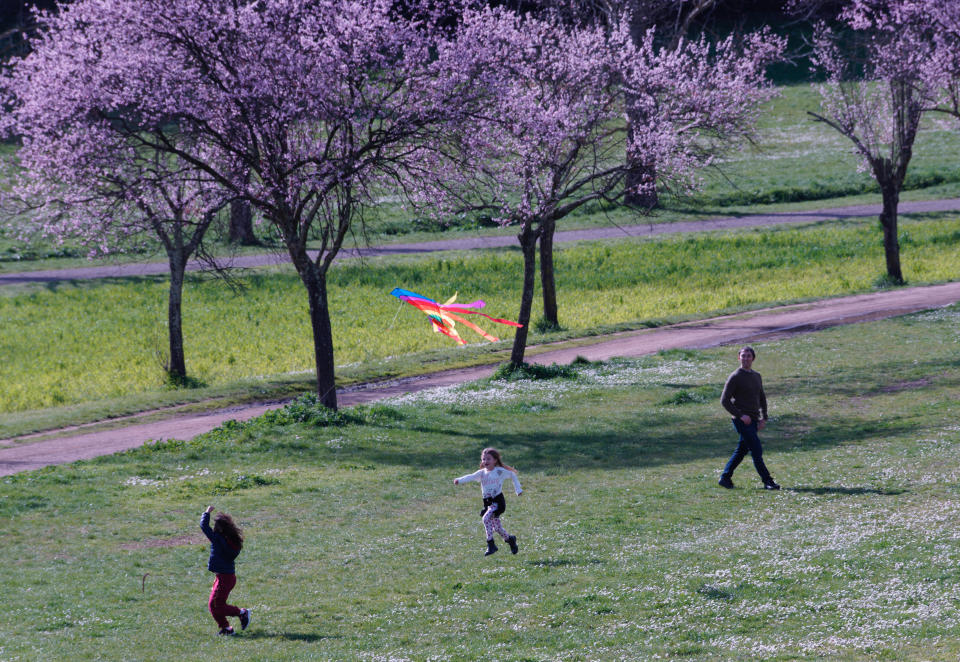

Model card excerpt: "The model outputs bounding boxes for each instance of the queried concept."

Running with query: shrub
[661,385,718,406]
[872,273,906,289]
[491,361,577,381]
[210,473,280,494]
[260,393,358,427]
[533,317,564,333]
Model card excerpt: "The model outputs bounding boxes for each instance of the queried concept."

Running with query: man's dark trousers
[721,418,772,483]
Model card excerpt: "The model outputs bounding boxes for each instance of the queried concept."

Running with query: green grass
[3,212,960,431]
[3,306,960,659]
[687,85,960,207]
[2,84,960,268]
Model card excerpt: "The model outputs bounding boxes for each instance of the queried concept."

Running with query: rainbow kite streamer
[390,287,522,345]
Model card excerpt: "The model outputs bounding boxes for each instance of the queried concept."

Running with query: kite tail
[391,287,520,345]
[443,312,500,343]
[444,308,524,328]
[431,319,466,344]
[471,312,523,328]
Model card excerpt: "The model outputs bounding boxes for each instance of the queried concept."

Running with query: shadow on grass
[696,584,737,601]
[44,274,170,292]
[82,393,943,510]
[96,349,956,485]
[774,355,960,400]
[788,486,907,496]
[335,404,931,477]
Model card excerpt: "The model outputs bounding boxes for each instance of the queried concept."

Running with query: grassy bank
[2,212,959,428]
[2,305,960,659]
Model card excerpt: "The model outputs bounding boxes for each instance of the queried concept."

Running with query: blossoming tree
[3,0,479,409]
[897,0,960,124]
[17,148,230,384]
[809,0,953,285]
[506,0,738,209]
[430,7,781,364]
[2,12,235,384]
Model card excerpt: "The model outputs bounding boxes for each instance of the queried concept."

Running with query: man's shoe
[484,540,498,556]
[506,535,519,554]
[763,480,781,490]
[239,608,251,631]
[718,476,734,489]
[218,627,235,636]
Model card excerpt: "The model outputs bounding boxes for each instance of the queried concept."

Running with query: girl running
[200,506,251,635]
[454,448,522,556]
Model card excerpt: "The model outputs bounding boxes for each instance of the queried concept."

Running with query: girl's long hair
[481,447,517,473]
[213,513,244,551]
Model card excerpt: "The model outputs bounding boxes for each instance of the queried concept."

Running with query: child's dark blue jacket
[200,511,241,574]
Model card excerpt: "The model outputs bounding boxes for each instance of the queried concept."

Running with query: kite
[390,287,522,345]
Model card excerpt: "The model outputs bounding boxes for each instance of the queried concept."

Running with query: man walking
[718,346,780,490]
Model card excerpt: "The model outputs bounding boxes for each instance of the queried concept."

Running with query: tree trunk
[624,162,659,208]
[228,197,258,245]
[878,181,904,284]
[874,79,917,286]
[509,220,539,367]
[623,102,659,210]
[539,216,559,329]
[227,158,258,246]
[166,251,188,382]
[277,200,342,410]
[300,264,339,410]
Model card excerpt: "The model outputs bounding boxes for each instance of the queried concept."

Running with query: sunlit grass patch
[694,83,960,207]
[3,213,960,419]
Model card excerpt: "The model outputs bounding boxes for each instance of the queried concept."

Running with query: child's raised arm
[200,506,215,541]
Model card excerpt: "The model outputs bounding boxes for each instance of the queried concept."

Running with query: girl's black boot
[484,540,498,556]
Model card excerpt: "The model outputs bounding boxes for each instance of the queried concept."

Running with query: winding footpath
[3,198,960,475]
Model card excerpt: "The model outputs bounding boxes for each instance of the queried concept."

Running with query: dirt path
[4,280,960,476]
[2,198,958,285]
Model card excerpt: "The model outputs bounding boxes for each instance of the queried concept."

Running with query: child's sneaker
[239,608,251,631]
[484,540,498,556]
[218,627,235,636]
[506,535,519,554]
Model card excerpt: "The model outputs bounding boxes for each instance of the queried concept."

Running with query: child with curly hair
[200,506,251,635]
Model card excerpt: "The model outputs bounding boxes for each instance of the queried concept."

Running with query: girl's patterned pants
[482,502,510,541]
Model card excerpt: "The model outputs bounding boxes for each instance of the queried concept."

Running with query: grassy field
[2,65,960,662]
[2,305,960,660]
[691,85,960,207]
[1,81,958,434]
[2,211,960,435]
[2,84,959,266]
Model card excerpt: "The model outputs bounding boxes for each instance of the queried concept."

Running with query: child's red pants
[208,573,242,629]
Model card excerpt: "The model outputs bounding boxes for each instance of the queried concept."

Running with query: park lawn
[2,306,960,660]
[2,212,960,433]
[691,84,960,207]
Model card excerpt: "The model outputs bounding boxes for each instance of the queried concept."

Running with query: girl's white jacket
[456,466,522,498]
